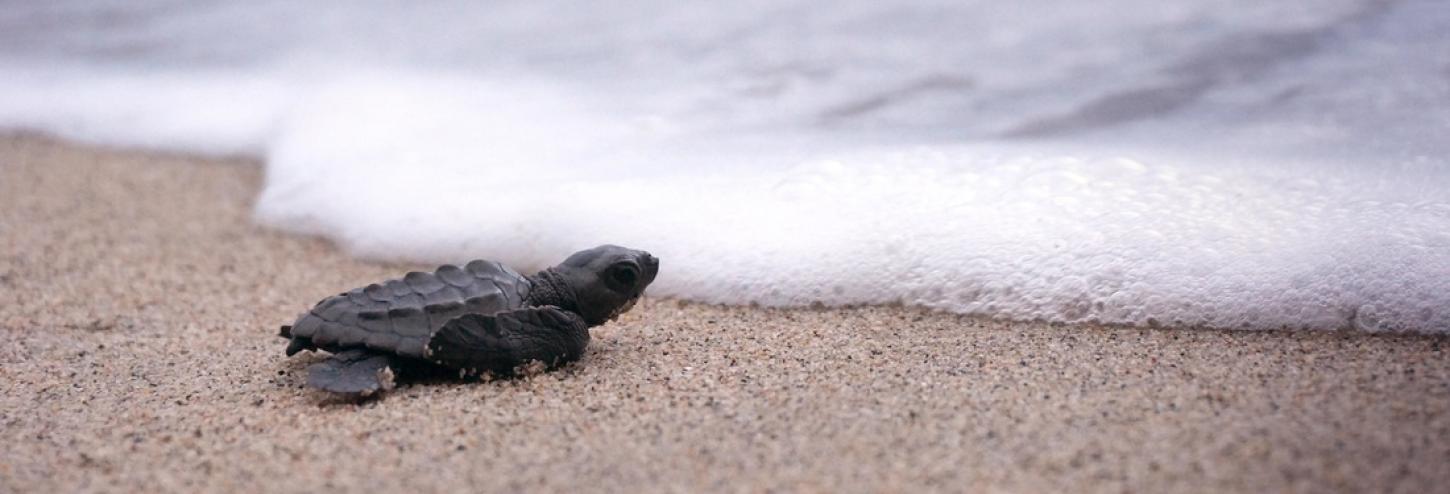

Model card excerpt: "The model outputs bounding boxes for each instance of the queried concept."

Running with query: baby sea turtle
[279,245,658,396]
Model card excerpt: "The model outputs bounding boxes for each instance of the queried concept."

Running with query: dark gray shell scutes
[286,260,532,358]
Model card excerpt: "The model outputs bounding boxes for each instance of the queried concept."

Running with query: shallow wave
[1,0,1447,331]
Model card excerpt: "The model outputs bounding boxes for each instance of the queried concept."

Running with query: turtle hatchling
[279,245,658,396]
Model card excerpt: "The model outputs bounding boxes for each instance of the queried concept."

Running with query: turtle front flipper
[306,349,399,397]
[426,306,590,378]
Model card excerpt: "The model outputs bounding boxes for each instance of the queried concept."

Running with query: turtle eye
[609,263,639,288]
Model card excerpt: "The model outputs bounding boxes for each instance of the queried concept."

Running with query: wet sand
[2,135,1447,492]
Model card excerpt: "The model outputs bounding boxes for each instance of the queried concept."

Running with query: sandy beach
[2,134,1448,492]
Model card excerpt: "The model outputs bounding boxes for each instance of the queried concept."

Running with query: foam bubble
[257,113,1450,331]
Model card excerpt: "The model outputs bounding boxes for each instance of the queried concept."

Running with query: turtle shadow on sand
[278,350,605,406]
[274,245,658,401]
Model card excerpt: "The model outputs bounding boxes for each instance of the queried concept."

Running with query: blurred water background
[2,0,1447,331]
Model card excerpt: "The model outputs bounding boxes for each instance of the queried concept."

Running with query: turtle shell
[285,260,532,359]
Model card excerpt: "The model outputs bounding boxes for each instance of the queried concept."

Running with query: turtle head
[553,245,659,325]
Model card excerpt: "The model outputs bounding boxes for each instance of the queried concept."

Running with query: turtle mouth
[607,296,640,321]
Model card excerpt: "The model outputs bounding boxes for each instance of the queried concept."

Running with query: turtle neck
[524,268,577,311]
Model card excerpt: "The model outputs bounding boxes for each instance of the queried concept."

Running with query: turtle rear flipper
[306,349,398,396]
[281,324,316,356]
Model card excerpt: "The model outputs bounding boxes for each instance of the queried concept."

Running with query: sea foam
[1,0,1447,331]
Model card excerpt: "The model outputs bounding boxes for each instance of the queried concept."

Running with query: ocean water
[2,0,1448,331]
